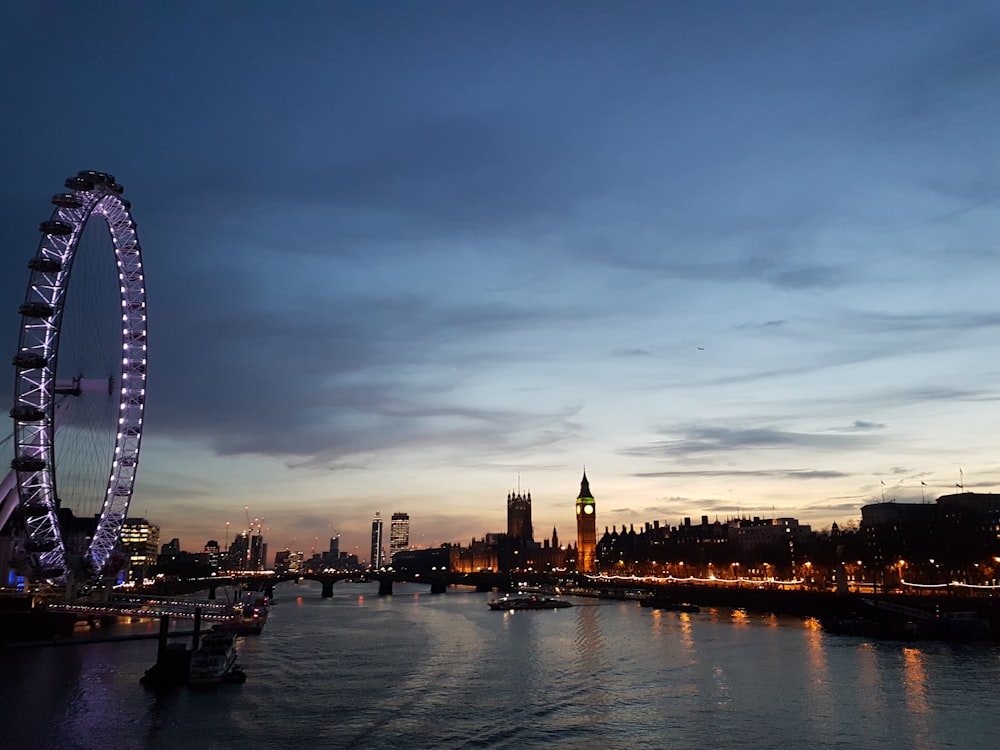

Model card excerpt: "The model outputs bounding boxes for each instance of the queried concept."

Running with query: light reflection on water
[3,581,1000,749]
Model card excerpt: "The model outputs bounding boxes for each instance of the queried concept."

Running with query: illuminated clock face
[576,505,582,515]
[583,504,594,515]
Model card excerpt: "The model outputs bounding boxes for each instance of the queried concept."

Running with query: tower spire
[575,467,596,573]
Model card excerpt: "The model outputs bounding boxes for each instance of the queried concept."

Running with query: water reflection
[678,612,695,653]
[572,601,604,675]
[5,588,1000,750]
[902,647,931,747]
[802,617,834,736]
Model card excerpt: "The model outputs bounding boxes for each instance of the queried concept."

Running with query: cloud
[736,319,788,330]
[581,243,850,291]
[622,423,873,460]
[840,309,1000,336]
[887,386,1000,406]
[839,420,886,432]
[612,348,652,358]
[634,469,849,480]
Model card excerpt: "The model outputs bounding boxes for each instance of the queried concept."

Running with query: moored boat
[188,630,238,685]
[488,595,572,611]
[821,598,989,641]
[640,597,700,613]
[222,665,247,684]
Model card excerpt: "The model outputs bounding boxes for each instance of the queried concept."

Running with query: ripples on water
[3,581,1000,750]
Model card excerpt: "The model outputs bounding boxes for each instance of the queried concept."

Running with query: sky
[2,1,1000,562]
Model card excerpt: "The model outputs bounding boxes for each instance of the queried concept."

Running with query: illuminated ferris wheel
[7,170,147,583]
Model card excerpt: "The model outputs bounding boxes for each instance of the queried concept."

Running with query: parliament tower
[575,471,597,573]
[507,490,533,544]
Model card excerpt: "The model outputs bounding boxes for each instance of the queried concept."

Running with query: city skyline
[3,3,1000,559]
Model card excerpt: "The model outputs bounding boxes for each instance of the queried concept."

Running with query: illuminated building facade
[204,540,220,571]
[274,549,303,574]
[370,512,385,570]
[120,517,160,582]
[575,471,597,573]
[390,512,410,561]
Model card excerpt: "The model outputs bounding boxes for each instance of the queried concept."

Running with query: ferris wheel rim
[10,170,147,583]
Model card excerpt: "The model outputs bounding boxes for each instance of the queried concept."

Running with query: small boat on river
[640,597,701,613]
[489,595,573,611]
[821,598,988,642]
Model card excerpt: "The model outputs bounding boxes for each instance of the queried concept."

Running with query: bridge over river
[199,570,510,599]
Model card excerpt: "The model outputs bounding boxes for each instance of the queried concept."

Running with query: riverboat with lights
[218,591,270,634]
[488,595,572,611]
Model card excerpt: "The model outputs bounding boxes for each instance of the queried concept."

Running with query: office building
[120,517,160,582]
[370,512,385,570]
[390,512,410,561]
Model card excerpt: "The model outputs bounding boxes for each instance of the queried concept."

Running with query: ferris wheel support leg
[0,469,18,537]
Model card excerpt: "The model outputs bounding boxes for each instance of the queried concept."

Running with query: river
[3,580,999,749]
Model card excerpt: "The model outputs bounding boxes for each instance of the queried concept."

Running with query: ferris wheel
[8,170,147,583]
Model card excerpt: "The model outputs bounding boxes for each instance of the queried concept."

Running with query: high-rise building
[507,490,533,544]
[322,534,341,567]
[249,532,266,571]
[119,517,160,582]
[274,549,303,574]
[575,471,597,573]
[390,512,410,560]
[160,538,181,555]
[204,540,221,571]
[370,512,385,570]
[228,531,249,571]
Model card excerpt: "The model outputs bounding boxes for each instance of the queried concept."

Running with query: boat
[488,595,572,611]
[822,599,988,642]
[640,599,700,613]
[221,665,247,684]
[624,589,653,600]
[188,630,239,685]
[218,591,270,634]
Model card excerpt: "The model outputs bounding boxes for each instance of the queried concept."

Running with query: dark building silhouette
[204,540,220,571]
[507,490,533,544]
[862,492,1000,584]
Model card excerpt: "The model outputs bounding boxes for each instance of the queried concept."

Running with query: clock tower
[575,470,597,573]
